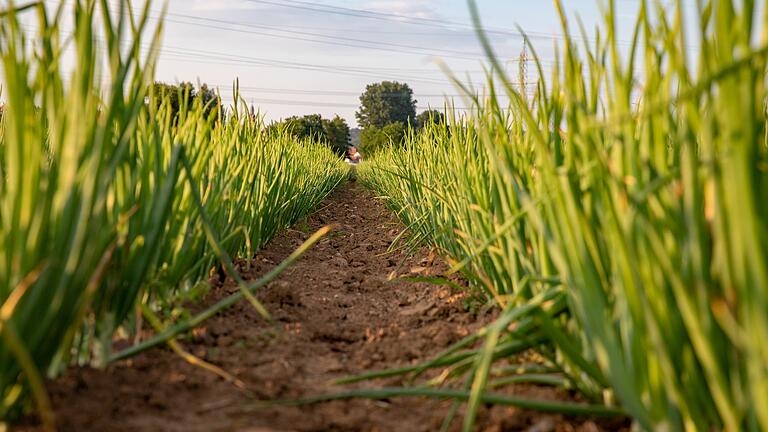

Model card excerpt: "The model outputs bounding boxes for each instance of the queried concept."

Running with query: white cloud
[362,0,441,20]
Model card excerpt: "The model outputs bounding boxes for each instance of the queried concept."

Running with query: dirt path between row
[16,182,627,432]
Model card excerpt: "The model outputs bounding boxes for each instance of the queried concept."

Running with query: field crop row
[359,1,768,430]
[0,1,347,423]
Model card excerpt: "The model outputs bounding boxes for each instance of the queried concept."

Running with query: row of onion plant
[356,0,768,430]
[0,0,347,425]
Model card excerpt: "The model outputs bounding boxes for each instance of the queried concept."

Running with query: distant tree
[322,115,351,156]
[282,114,326,142]
[151,81,220,120]
[267,114,350,156]
[151,81,192,117]
[359,121,407,155]
[356,81,417,129]
[196,84,221,119]
[358,127,382,155]
[416,109,446,130]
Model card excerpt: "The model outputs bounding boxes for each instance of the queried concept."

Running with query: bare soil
[15,182,629,432]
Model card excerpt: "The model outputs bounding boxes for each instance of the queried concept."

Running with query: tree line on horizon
[149,80,445,157]
[269,81,446,157]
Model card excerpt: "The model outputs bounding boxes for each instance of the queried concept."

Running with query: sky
[7,0,690,127]
[150,0,644,127]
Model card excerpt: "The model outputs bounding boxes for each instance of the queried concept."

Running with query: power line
[85,0,529,63]
[208,85,524,98]
[115,0,562,53]
[157,49,455,85]
[160,16,485,62]
[156,41,551,85]
[243,0,500,34]
[160,52,550,89]
[17,22,547,88]
[17,22,465,86]
[217,94,535,111]
[249,0,473,29]
[244,0,692,50]
[13,13,543,102]
[44,0,559,69]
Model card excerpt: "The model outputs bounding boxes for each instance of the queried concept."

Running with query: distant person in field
[346,146,362,164]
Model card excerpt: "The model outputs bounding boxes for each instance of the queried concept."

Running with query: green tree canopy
[151,81,220,120]
[355,81,417,129]
[323,115,351,156]
[416,109,446,130]
[283,114,326,142]
[196,84,220,118]
[359,121,407,155]
[269,114,351,156]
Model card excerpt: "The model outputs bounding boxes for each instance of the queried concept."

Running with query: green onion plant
[359,0,768,430]
[0,0,347,423]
